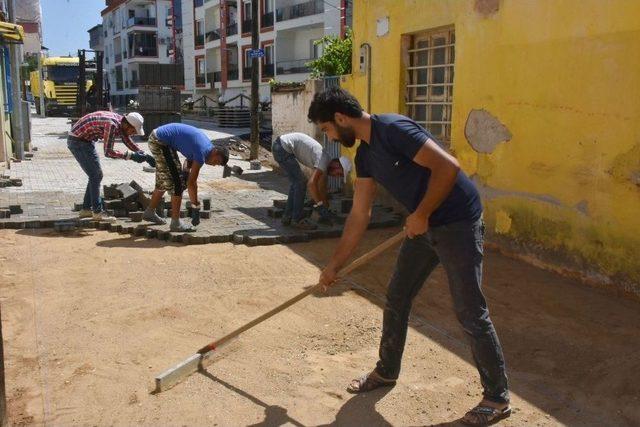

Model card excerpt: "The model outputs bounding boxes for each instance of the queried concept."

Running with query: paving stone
[73,203,84,212]
[54,221,77,232]
[117,183,138,203]
[157,230,170,241]
[200,210,211,219]
[114,208,128,218]
[9,178,22,186]
[98,221,111,230]
[246,235,277,246]
[267,208,283,218]
[0,209,10,219]
[276,233,309,244]
[202,198,211,210]
[103,184,122,200]
[129,180,144,193]
[125,201,142,212]
[145,228,158,238]
[169,233,183,243]
[109,223,123,232]
[232,233,245,244]
[105,199,124,210]
[9,205,23,214]
[273,199,287,209]
[209,233,232,243]
[129,211,143,222]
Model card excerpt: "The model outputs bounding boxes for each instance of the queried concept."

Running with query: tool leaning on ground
[153,230,405,393]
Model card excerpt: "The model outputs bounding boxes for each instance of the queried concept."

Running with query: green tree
[307,28,352,78]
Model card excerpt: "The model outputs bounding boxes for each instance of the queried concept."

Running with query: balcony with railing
[242,18,252,34]
[129,46,158,58]
[195,33,205,47]
[226,22,238,36]
[127,17,157,27]
[276,0,323,22]
[206,29,220,42]
[262,63,274,78]
[276,58,311,75]
[227,67,239,80]
[261,12,274,28]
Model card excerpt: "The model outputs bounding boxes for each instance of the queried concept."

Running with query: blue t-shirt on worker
[355,114,483,227]
[154,123,213,165]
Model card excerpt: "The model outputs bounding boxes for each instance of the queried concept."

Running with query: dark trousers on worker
[375,217,510,404]
[67,136,103,213]
[271,137,306,222]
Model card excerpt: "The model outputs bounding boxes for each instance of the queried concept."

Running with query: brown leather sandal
[346,370,397,394]
[461,404,512,426]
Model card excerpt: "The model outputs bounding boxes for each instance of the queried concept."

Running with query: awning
[0,21,24,44]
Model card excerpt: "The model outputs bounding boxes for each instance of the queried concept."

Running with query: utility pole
[249,0,260,160]
[8,0,26,159]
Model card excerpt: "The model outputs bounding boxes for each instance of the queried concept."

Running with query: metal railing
[130,46,158,57]
[276,0,323,22]
[194,34,205,46]
[227,67,239,80]
[127,17,156,27]
[226,23,238,36]
[262,63,274,78]
[276,59,311,75]
[261,12,274,27]
[206,29,220,42]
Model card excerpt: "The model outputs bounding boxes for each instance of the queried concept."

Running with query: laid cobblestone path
[0,115,401,245]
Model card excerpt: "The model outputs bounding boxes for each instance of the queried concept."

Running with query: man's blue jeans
[272,138,306,222]
[67,136,103,213]
[375,217,510,404]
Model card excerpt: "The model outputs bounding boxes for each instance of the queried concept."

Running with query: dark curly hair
[307,87,364,123]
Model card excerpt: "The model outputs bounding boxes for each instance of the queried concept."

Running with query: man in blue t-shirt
[143,123,229,232]
[308,88,510,426]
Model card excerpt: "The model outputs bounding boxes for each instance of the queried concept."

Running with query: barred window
[406,27,455,144]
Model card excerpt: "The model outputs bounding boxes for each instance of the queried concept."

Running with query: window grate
[405,27,455,144]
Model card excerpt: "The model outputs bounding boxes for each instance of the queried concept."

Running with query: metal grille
[323,76,342,192]
[405,27,455,144]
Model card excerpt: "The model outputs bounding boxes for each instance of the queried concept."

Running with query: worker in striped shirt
[68,111,155,221]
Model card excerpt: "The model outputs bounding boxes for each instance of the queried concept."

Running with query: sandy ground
[1,227,639,426]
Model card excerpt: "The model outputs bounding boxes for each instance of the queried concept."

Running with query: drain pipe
[360,43,372,112]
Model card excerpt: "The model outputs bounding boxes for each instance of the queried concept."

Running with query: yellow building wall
[342,0,640,297]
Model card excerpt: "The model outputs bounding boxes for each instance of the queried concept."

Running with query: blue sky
[41,0,104,56]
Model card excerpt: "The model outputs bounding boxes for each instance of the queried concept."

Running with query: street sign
[248,48,265,58]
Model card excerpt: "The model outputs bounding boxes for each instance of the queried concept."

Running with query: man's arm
[404,138,460,238]
[187,162,202,206]
[121,131,142,153]
[307,169,326,204]
[319,177,377,289]
[102,124,125,159]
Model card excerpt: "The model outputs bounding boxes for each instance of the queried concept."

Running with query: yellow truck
[29,57,93,116]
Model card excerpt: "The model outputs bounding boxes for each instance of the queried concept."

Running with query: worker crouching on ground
[143,123,229,232]
[68,111,153,222]
[308,87,510,426]
[271,132,351,230]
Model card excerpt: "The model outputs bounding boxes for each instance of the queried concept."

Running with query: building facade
[101,0,174,107]
[181,0,349,105]
[341,0,640,298]
[15,0,41,57]
[88,24,104,52]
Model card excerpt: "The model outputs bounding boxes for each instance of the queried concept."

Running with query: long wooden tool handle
[197,231,405,354]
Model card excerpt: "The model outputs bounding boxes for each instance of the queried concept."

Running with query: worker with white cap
[272,132,351,230]
[68,111,155,221]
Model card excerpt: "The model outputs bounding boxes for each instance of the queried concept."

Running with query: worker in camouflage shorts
[144,123,229,232]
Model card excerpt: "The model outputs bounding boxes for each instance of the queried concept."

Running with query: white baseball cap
[124,112,145,136]
[339,156,352,183]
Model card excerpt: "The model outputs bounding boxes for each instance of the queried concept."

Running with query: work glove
[144,154,156,168]
[127,151,146,163]
[191,203,201,226]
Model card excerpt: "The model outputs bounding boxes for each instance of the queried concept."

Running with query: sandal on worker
[461,402,512,426]
[346,370,396,394]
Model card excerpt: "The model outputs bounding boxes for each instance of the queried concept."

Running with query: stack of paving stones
[0,173,22,188]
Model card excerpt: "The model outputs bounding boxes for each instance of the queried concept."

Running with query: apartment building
[181,0,349,105]
[101,0,174,107]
